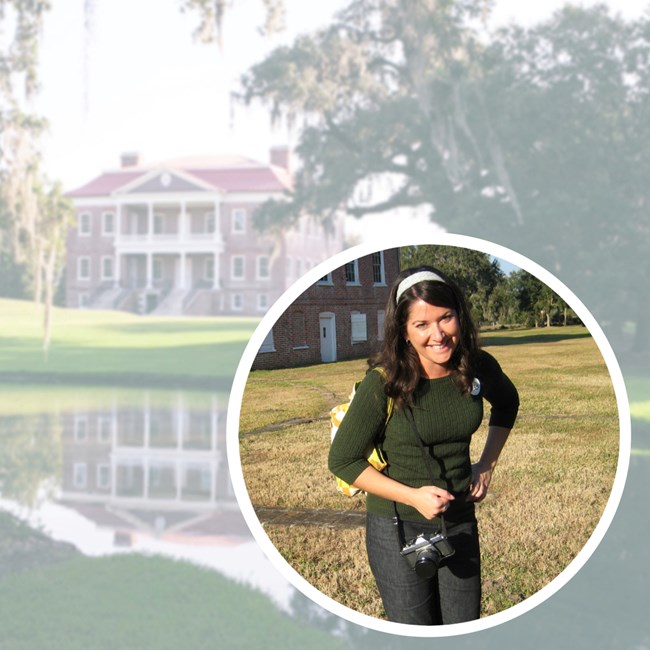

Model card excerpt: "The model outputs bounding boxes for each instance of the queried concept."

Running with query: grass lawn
[239,326,621,620]
[0,514,345,650]
[0,298,258,387]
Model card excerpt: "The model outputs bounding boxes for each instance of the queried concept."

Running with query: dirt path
[254,506,366,529]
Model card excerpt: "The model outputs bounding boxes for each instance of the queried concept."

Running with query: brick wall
[252,248,400,370]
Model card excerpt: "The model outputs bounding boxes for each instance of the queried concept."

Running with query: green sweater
[328,350,519,523]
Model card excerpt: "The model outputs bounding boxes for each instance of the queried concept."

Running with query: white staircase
[149,289,188,316]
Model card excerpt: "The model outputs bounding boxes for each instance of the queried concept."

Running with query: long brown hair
[369,265,480,408]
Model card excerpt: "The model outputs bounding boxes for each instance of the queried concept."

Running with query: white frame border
[226,233,631,638]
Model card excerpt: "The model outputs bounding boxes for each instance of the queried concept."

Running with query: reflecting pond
[0,384,292,607]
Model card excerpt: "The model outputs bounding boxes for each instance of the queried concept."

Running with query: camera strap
[405,406,449,538]
[387,407,450,542]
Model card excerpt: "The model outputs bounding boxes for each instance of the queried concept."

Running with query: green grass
[239,328,621,620]
[0,523,346,649]
[0,298,258,387]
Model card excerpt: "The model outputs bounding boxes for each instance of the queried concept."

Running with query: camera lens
[414,548,441,578]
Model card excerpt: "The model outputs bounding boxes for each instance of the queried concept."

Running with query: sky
[35,0,650,191]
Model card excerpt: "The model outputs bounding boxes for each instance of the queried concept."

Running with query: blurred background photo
[0,1,647,648]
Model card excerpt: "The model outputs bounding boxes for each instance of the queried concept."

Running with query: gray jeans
[366,511,481,625]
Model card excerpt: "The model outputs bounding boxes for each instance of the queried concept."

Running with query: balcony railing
[117,232,218,241]
[115,231,224,254]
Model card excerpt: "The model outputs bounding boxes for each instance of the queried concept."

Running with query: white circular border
[226,233,631,638]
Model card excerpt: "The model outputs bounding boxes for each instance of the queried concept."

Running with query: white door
[319,313,337,363]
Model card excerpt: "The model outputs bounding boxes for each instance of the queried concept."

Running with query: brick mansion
[65,148,345,316]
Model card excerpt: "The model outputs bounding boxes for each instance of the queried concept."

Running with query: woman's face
[405,299,460,378]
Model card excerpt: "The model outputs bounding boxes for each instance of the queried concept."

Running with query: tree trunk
[33,241,44,305]
[42,244,56,357]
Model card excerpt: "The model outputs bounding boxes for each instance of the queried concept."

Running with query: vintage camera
[400,532,455,578]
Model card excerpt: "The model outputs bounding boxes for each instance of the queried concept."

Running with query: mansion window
[78,212,91,236]
[101,256,114,281]
[231,293,244,311]
[232,208,246,233]
[257,255,270,280]
[345,260,360,285]
[377,310,386,341]
[153,214,164,235]
[97,465,111,489]
[231,256,245,280]
[351,311,368,343]
[205,212,216,233]
[73,463,88,489]
[78,256,91,281]
[257,293,269,311]
[372,251,386,285]
[74,415,88,441]
[97,416,113,442]
[102,212,115,235]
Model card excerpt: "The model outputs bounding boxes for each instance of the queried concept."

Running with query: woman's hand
[468,425,511,503]
[407,486,455,519]
[468,462,493,502]
[349,467,454,519]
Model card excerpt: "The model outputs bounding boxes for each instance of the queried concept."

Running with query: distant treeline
[401,246,580,329]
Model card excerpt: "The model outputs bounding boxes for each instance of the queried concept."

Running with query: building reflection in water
[58,393,251,548]
[0,389,294,608]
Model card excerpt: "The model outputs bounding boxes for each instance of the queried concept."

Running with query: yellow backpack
[329,369,394,496]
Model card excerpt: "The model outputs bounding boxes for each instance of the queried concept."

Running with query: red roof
[67,156,293,198]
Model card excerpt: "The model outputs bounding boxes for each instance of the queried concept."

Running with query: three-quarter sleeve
[328,369,390,486]
[476,350,519,429]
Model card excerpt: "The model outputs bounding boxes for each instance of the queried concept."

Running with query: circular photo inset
[227,236,629,636]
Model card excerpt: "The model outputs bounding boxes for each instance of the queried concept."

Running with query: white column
[179,201,186,242]
[210,463,217,502]
[147,202,154,241]
[175,460,182,502]
[146,253,153,289]
[143,395,151,448]
[212,252,219,289]
[143,462,150,499]
[214,200,220,242]
[179,252,187,290]
[115,202,122,246]
[114,253,121,289]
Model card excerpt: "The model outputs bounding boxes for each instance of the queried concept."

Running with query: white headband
[396,271,447,303]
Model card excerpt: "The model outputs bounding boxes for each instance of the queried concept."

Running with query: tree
[240,1,650,349]
[242,0,510,228]
[0,1,50,299]
[0,413,61,507]
[477,5,647,337]
[35,181,75,353]
[0,1,75,353]
[179,0,285,45]
[507,269,570,328]
[401,245,503,324]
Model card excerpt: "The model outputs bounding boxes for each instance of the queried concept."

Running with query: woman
[328,265,519,625]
